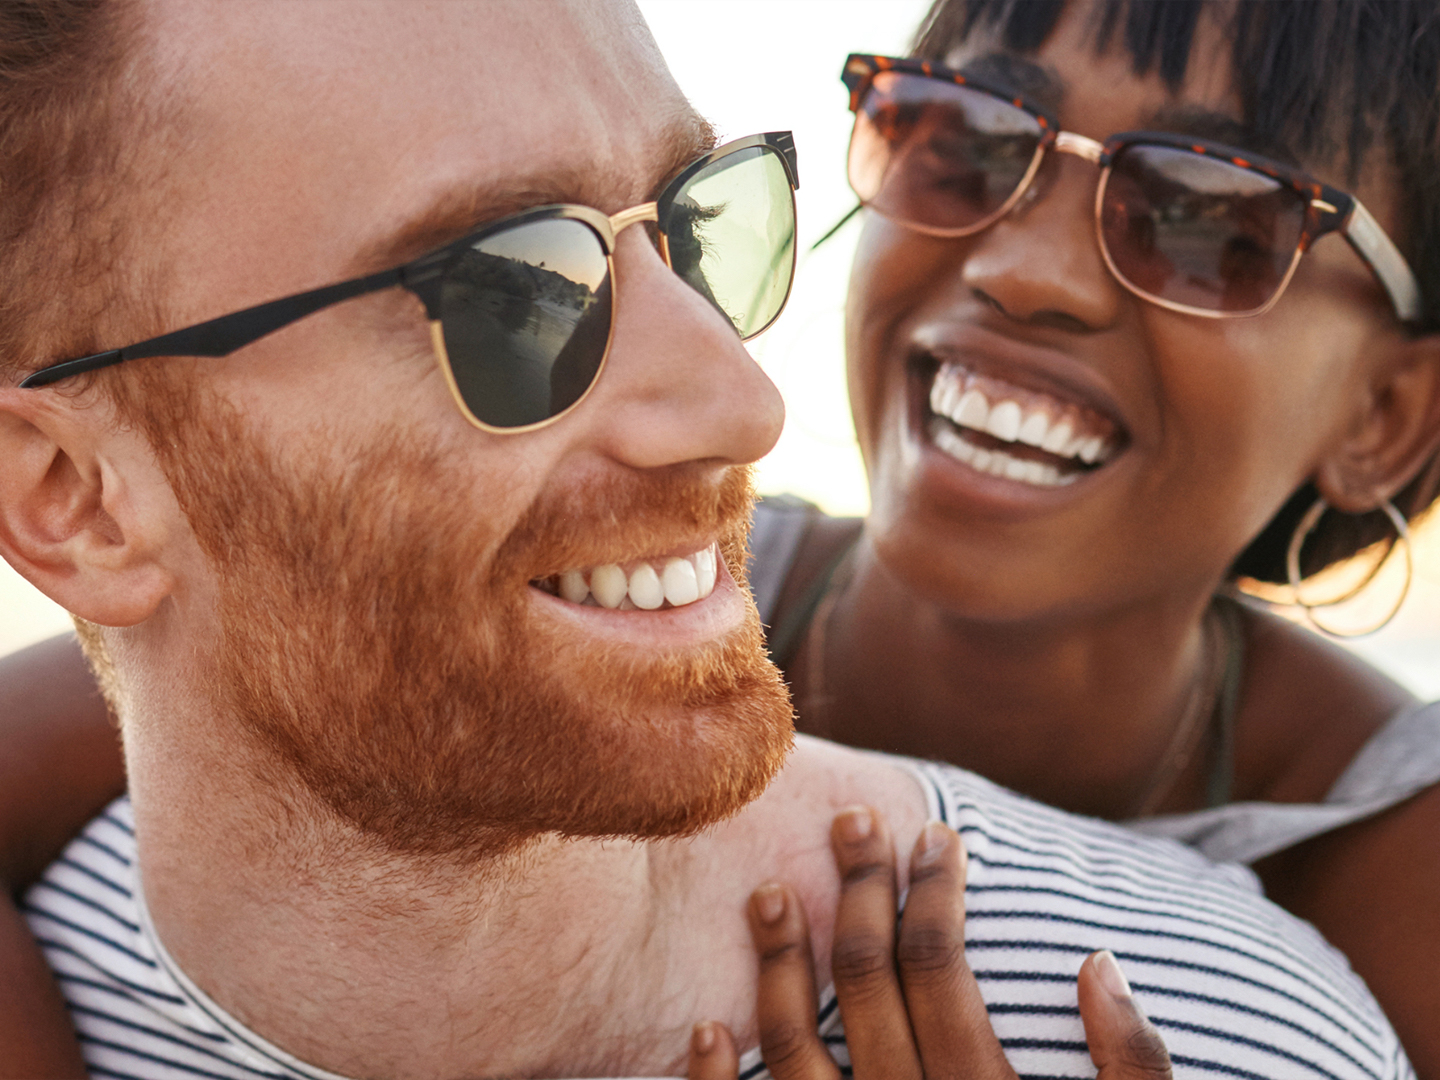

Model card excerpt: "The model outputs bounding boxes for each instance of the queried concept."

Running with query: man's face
[112,0,792,858]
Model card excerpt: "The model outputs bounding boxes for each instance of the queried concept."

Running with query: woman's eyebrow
[957,52,1066,114]
[1142,104,1299,165]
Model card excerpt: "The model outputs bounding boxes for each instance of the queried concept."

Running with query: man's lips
[527,547,748,654]
[531,543,720,611]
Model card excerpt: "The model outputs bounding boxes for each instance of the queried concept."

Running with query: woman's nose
[959,154,1124,330]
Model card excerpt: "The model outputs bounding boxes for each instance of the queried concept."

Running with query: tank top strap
[747,495,821,627]
[1129,699,1440,864]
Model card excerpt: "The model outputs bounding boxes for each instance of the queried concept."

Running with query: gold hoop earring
[1285,497,1413,638]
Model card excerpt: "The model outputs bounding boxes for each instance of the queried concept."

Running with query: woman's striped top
[25,761,1413,1080]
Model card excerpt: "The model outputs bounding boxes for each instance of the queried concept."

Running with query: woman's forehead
[939,2,1243,137]
[926,1,1408,258]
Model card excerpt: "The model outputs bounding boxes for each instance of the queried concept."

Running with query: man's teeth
[928,364,1115,467]
[545,546,720,610]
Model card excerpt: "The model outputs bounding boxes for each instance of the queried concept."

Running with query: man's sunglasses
[842,55,1420,322]
[21,132,800,432]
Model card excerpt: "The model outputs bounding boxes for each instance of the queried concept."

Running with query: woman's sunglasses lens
[439,217,612,428]
[1101,144,1307,314]
[849,72,1043,233]
[666,145,796,338]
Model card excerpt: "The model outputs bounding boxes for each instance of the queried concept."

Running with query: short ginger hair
[0,0,149,386]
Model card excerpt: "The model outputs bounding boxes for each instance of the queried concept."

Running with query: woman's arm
[0,632,125,1078]
[0,899,89,1078]
[0,634,123,893]
[1258,784,1440,1080]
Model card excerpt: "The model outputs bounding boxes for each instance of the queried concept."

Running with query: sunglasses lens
[438,217,612,429]
[849,71,1044,233]
[665,145,797,338]
[1101,144,1308,314]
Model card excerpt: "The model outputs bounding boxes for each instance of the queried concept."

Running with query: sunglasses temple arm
[20,267,405,389]
[1343,200,1422,323]
[123,267,406,362]
[810,203,863,251]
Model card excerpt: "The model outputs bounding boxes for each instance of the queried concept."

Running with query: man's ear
[1315,331,1440,512]
[0,386,175,626]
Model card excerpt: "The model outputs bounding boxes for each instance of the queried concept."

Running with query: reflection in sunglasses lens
[1101,144,1306,314]
[436,142,796,430]
[440,217,612,429]
[668,146,796,339]
[850,72,1043,234]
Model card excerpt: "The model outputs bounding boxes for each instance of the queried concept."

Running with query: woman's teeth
[927,363,1117,481]
[931,420,1074,486]
[540,545,720,610]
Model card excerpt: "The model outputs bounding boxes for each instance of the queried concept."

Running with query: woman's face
[846,4,1409,622]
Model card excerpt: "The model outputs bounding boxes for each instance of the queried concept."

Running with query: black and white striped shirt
[26,759,1413,1080]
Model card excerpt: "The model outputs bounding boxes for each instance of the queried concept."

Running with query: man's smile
[533,543,720,610]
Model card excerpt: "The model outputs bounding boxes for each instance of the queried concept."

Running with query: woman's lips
[925,361,1122,486]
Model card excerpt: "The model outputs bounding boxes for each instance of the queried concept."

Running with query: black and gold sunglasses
[21,132,800,432]
[843,55,1419,322]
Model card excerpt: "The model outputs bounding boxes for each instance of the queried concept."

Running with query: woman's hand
[689,808,1172,1080]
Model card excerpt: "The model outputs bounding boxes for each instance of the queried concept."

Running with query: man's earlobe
[1315,331,1440,512]
[0,387,174,626]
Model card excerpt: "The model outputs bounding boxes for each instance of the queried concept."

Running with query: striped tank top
[26,760,1412,1080]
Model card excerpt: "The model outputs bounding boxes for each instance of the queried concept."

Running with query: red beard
[108,378,794,862]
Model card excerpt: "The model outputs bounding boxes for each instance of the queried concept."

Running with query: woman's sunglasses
[842,55,1420,322]
[21,132,800,432]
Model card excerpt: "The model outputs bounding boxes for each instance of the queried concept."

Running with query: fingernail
[692,1021,717,1056]
[916,820,951,865]
[1095,950,1132,999]
[753,882,786,924]
[836,806,873,843]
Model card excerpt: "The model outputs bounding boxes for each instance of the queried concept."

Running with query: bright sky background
[637,0,933,517]
[2,0,1438,699]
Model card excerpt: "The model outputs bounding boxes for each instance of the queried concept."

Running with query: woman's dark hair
[912,0,1440,582]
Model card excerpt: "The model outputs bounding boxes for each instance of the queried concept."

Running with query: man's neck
[127,725,928,1078]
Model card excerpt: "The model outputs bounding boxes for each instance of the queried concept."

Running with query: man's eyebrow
[958,52,1066,115]
[349,113,717,277]
[1142,104,1299,166]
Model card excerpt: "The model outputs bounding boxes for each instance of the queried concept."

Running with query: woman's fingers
[687,1021,740,1080]
[898,821,1013,1080]
[734,818,1155,1080]
[749,882,842,1080]
[828,806,924,1080]
[1077,951,1173,1079]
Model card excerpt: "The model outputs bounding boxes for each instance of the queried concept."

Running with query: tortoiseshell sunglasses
[21,132,799,432]
[842,55,1419,322]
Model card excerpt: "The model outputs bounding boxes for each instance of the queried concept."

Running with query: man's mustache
[491,464,757,590]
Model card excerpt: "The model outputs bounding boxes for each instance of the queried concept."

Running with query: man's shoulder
[780,737,1260,891]
[759,740,1413,1080]
[24,797,145,971]
[25,798,320,1079]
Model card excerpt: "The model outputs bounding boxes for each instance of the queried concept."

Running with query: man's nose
[578,226,785,468]
[958,155,1124,330]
